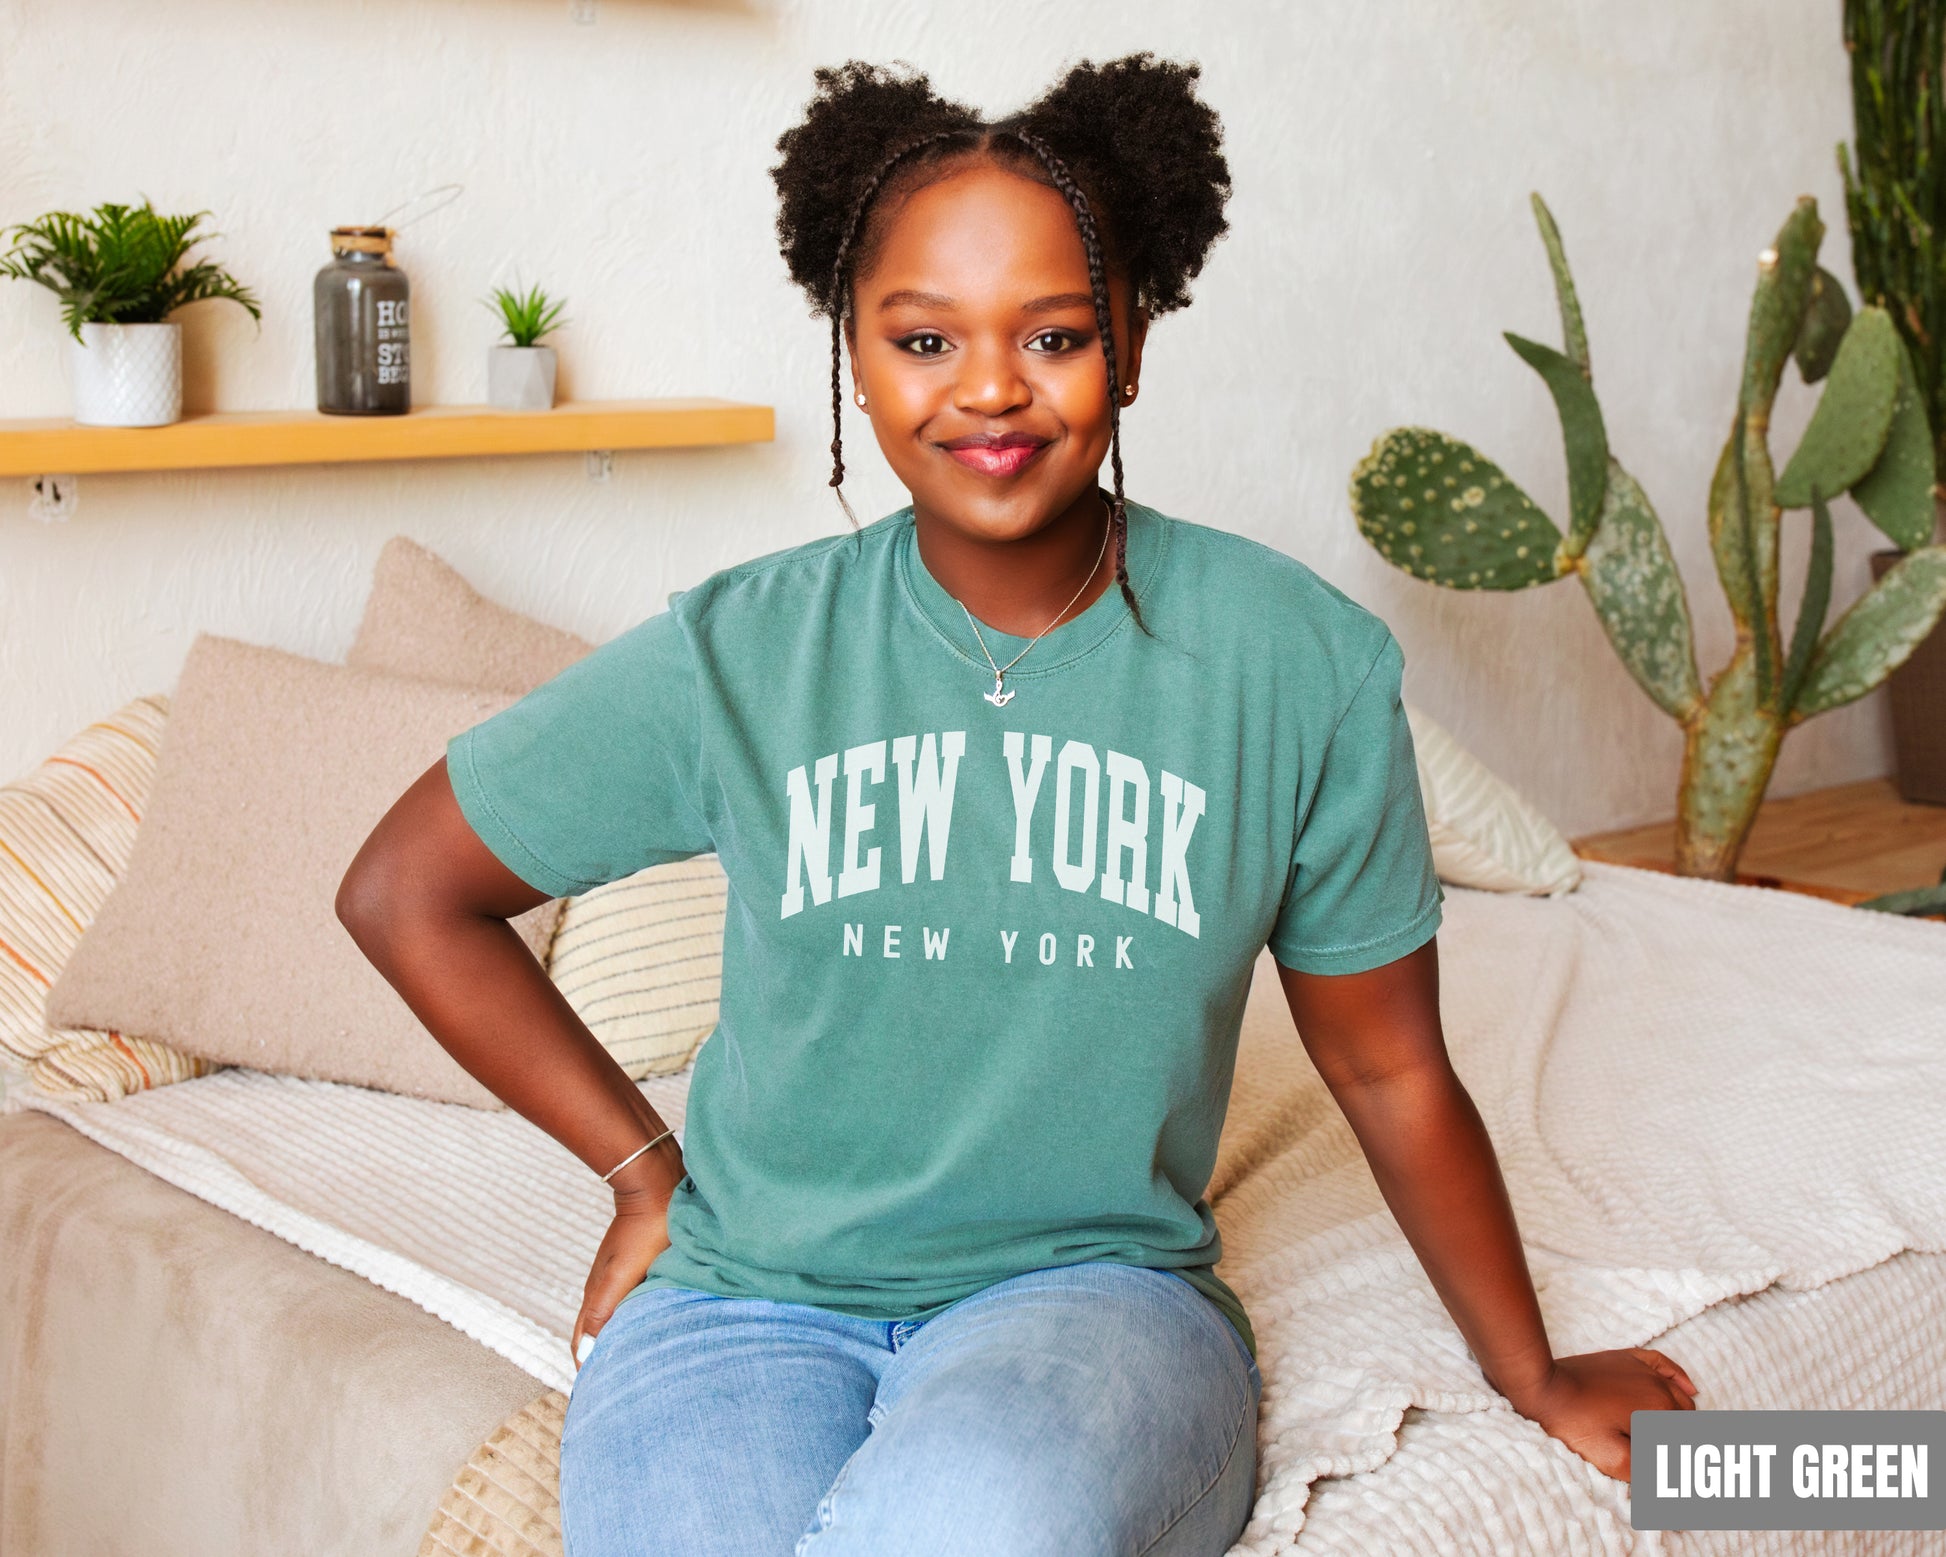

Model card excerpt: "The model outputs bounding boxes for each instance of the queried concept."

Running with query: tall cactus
[1350,195,1946,880]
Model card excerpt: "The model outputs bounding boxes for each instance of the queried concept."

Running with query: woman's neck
[912,486,1116,638]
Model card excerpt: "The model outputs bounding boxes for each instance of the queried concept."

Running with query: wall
[0,0,1885,836]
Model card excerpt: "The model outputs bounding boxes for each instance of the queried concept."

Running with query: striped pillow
[1403,702,1582,896]
[546,855,727,1078]
[0,695,214,1100]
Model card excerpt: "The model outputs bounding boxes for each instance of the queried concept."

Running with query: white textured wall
[0,0,1885,835]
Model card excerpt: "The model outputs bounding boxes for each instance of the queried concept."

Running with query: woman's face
[847,159,1146,545]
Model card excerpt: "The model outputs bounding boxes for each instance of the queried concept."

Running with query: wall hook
[28,474,77,523]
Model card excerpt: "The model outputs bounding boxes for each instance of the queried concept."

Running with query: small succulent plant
[486,282,568,349]
[1349,194,1946,881]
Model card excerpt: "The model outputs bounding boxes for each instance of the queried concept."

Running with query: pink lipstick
[938,431,1050,478]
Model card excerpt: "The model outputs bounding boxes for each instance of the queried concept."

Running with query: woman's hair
[770,54,1232,625]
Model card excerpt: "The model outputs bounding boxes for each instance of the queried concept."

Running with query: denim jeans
[559,1260,1261,1557]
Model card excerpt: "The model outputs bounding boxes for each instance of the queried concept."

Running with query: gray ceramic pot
[488,345,557,410]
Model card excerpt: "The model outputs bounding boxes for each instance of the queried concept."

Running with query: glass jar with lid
[314,227,410,415]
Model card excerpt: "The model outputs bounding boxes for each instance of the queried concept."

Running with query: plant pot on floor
[68,321,183,427]
[1871,546,1946,805]
[488,345,556,411]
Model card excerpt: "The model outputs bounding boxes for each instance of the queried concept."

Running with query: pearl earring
[1123,384,1137,399]
[854,391,867,409]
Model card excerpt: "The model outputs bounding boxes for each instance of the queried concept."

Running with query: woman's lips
[940,439,1049,478]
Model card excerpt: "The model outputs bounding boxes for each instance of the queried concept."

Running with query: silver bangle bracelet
[600,1126,676,1183]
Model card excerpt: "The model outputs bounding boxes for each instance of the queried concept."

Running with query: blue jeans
[559,1261,1261,1557]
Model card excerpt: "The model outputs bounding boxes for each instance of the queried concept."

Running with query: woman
[338,54,1696,1557]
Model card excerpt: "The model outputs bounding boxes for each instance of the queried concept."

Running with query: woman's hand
[1497,1349,1698,1482]
[569,1143,686,1372]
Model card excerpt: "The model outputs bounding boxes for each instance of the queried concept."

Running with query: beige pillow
[347,535,594,693]
[1403,703,1582,895]
[45,636,565,1109]
[0,694,215,1101]
[350,536,724,1077]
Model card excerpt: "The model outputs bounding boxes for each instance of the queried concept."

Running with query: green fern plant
[486,282,568,348]
[1349,194,1946,881]
[0,201,261,340]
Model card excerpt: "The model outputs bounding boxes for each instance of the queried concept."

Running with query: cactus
[1793,267,1853,383]
[1774,308,1901,509]
[1857,868,1946,918]
[1350,195,1946,881]
[1840,0,1946,483]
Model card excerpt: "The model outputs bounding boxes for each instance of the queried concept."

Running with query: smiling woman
[851,166,1133,643]
[341,48,1696,1557]
[772,57,1229,656]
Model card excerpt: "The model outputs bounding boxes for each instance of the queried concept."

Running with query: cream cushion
[1403,703,1582,895]
[44,635,565,1109]
[347,535,594,695]
[0,694,214,1102]
[350,536,725,1077]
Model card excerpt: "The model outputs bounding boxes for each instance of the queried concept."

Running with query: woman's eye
[898,333,950,356]
[1026,331,1080,354]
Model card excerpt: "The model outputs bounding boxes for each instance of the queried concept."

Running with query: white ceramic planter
[69,321,184,427]
[488,345,558,410]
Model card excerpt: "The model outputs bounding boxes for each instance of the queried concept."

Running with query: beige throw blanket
[26,863,1946,1553]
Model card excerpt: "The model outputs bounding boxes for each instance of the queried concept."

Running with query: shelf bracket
[27,474,78,523]
[585,449,614,484]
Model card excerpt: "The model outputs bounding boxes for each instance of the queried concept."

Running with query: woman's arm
[336,755,685,1367]
[1276,937,1697,1481]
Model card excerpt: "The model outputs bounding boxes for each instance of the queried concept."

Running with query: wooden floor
[1572,778,1946,905]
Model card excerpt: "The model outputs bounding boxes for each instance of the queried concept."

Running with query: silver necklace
[954,512,1112,707]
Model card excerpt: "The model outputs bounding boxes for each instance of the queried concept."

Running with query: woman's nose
[953,341,1030,417]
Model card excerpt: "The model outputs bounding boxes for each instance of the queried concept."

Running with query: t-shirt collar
[894,494,1164,684]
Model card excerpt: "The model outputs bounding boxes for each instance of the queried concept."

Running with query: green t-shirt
[445,499,1444,1360]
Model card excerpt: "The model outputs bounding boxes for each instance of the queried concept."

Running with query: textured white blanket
[23,862,1946,1552]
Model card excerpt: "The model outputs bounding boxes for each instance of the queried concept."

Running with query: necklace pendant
[984,676,1016,707]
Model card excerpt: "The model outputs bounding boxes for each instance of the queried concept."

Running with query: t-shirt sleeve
[1266,628,1445,974]
[443,606,714,899]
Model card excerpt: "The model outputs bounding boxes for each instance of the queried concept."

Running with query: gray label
[1631,1411,1941,1531]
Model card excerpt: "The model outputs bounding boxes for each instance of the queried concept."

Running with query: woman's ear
[1121,304,1151,403]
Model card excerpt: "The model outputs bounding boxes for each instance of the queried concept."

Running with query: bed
[5,859,1943,1555]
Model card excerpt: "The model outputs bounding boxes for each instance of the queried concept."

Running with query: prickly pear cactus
[1858,870,1946,918]
[1774,307,1900,509]
[1349,193,1946,881]
[1793,266,1853,383]
[1350,431,1568,588]
[1849,337,1937,550]
[1576,461,1702,721]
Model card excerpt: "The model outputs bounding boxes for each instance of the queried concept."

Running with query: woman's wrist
[606,1135,686,1207]
[1486,1354,1561,1410]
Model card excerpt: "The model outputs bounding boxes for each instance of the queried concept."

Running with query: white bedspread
[23,862,1946,1553]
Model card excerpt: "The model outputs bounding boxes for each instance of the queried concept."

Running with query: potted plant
[1348,194,1946,884]
[1840,0,1946,803]
[0,201,261,427]
[485,283,567,410]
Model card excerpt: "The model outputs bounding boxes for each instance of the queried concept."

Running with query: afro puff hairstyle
[770,54,1232,621]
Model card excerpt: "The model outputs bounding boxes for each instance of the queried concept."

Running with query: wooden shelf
[0,398,773,477]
